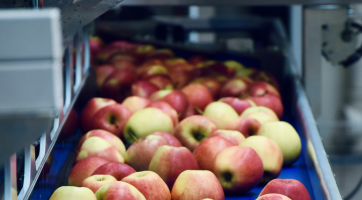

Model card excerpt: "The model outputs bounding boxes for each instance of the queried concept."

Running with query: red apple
[135,45,155,61]
[187,55,208,66]
[256,194,292,200]
[137,64,169,79]
[92,162,136,181]
[219,78,250,98]
[49,186,97,200]
[181,83,213,111]
[147,102,179,127]
[149,89,189,115]
[122,171,171,200]
[101,70,137,102]
[179,102,195,121]
[107,53,136,64]
[223,117,261,138]
[111,59,136,72]
[249,81,280,98]
[80,175,117,193]
[198,61,234,77]
[95,181,146,200]
[95,65,115,89]
[164,58,188,68]
[211,129,245,145]
[149,145,199,189]
[193,136,234,171]
[250,71,280,91]
[248,96,283,119]
[168,65,197,89]
[131,80,160,98]
[122,96,152,113]
[259,179,311,200]
[90,36,104,58]
[147,49,174,61]
[218,97,255,115]
[192,77,221,99]
[150,131,182,147]
[146,75,174,90]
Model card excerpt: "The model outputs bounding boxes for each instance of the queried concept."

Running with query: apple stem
[129,131,139,143]
[195,107,203,115]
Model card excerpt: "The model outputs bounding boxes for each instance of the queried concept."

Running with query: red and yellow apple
[91,162,136,181]
[80,175,117,193]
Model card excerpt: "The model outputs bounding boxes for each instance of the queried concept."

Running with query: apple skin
[121,171,171,200]
[256,194,292,200]
[92,162,136,181]
[76,137,124,163]
[135,44,155,61]
[250,81,280,98]
[150,131,182,147]
[59,108,79,141]
[123,107,174,144]
[212,146,264,194]
[211,129,245,145]
[68,157,109,187]
[248,96,283,119]
[146,75,174,90]
[179,101,195,121]
[173,115,218,151]
[259,179,311,200]
[149,89,189,115]
[171,170,225,200]
[131,80,160,98]
[219,78,249,98]
[218,97,255,115]
[95,65,115,89]
[122,96,152,114]
[187,55,208,66]
[137,64,169,79]
[147,102,179,127]
[147,49,174,62]
[149,145,199,189]
[203,102,239,129]
[192,77,221,99]
[90,104,132,138]
[111,59,136,72]
[95,181,146,200]
[80,97,117,133]
[250,71,280,91]
[126,135,170,171]
[193,136,234,171]
[241,106,279,125]
[257,121,301,166]
[49,186,97,200]
[240,135,284,183]
[77,129,127,159]
[80,175,117,193]
[181,83,213,111]
[223,117,261,138]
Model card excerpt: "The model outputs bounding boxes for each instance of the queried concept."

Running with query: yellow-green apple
[68,157,109,186]
[147,102,178,127]
[95,181,146,200]
[219,78,249,98]
[212,146,264,194]
[257,122,301,166]
[171,170,224,200]
[59,108,79,140]
[49,186,97,200]
[77,130,127,159]
[90,104,132,138]
[122,96,151,113]
[223,117,261,138]
[92,162,136,181]
[179,102,195,121]
[187,55,208,66]
[131,80,159,98]
[203,102,239,129]
[80,97,116,133]
[181,83,213,111]
[256,194,292,200]
[149,145,199,189]
[76,137,124,163]
[224,60,245,75]
[241,106,279,125]
[126,135,169,171]
[135,44,155,61]
[146,75,174,90]
[193,136,234,171]
[240,135,283,183]
[123,107,174,144]
[218,97,255,115]
[250,71,280,91]
[173,115,218,151]
[149,89,189,115]
[80,175,117,193]
[150,131,182,147]
[95,65,115,89]
[259,179,311,200]
[249,81,280,98]
[247,96,283,119]
[137,64,169,79]
[212,74,229,85]
[100,70,137,102]
[147,49,174,61]
[111,60,136,72]
[211,129,245,145]
[121,171,171,200]
[192,77,221,99]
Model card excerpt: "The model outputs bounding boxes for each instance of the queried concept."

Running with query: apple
[90,36,104,57]
[135,44,155,61]
[203,102,239,129]
[76,137,124,163]
[122,96,152,113]
[126,134,170,171]
[147,49,174,61]
[240,135,284,183]
[95,181,146,200]
[241,106,279,125]
[92,162,136,181]
[77,129,127,159]
[171,170,224,200]
[168,66,197,89]
[164,58,188,68]
[218,97,255,115]
[259,179,311,200]
[199,61,234,77]
[111,59,136,72]
[59,108,79,140]
[250,81,280,98]
[250,71,280,91]
[193,136,234,171]
[179,102,195,121]
[247,96,283,119]
[150,131,182,147]
[187,55,208,66]
[122,171,171,200]
[100,70,137,102]
[192,77,221,99]
[137,64,169,79]
[211,129,245,145]
[123,107,174,144]
[146,75,174,90]
[107,53,136,64]
[257,121,301,166]
[97,46,121,64]
[90,104,132,138]
[256,194,292,200]
[149,89,189,115]
[212,146,264,194]
[149,145,199,189]
[80,175,117,193]
[219,78,249,98]
[80,97,116,133]
[223,117,261,138]
[181,83,213,111]
[68,157,109,187]
[224,60,245,75]
[95,65,115,89]
[147,102,179,127]
[49,186,96,200]
[173,115,218,151]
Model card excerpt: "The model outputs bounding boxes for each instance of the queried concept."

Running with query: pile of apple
[49,38,312,200]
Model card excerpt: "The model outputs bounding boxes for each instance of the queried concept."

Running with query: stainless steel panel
[120,0,355,5]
